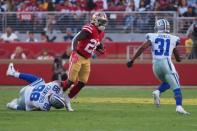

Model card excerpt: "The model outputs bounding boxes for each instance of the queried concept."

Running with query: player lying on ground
[6,63,72,111]
[61,12,107,110]
[127,19,190,115]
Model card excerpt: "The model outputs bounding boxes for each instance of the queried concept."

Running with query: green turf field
[0,86,197,131]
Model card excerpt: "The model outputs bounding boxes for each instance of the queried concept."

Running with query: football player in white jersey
[6,63,73,111]
[127,19,190,115]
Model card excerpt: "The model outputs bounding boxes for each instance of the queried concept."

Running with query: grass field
[0,86,197,131]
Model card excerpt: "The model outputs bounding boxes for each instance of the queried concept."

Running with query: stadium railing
[0,11,196,61]
[0,11,195,34]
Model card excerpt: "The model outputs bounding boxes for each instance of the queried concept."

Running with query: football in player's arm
[61,12,108,111]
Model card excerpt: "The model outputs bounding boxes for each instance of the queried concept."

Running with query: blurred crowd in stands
[0,0,196,61]
[0,0,195,35]
[0,0,196,16]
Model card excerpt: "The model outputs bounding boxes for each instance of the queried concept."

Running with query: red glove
[70,51,79,63]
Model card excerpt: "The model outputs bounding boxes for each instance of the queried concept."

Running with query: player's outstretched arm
[173,47,181,62]
[127,40,151,68]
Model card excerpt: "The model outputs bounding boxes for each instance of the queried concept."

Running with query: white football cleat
[65,94,74,112]
[152,90,160,107]
[6,98,18,110]
[176,106,190,115]
[6,63,16,76]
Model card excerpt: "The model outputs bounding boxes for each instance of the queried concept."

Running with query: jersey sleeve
[82,25,93,34]
[145,33,151,41]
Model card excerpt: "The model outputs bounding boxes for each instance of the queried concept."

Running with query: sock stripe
[173,73,180,87]
[167,58,172,71]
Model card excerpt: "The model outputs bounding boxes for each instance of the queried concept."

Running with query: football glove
[127,60,134,68]
[95,44,106,55]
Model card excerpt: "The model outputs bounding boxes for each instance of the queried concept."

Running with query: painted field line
[73,97,197,105]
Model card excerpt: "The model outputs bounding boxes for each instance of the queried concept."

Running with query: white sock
[14,72,20,78]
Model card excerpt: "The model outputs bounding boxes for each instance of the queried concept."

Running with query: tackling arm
[127,40,151,68]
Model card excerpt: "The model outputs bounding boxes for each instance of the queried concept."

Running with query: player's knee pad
[77,81,85,89]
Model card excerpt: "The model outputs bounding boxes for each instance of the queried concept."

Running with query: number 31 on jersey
[155,38,170,56]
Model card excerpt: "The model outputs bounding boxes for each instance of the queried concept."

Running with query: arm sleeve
[145,33,150,41]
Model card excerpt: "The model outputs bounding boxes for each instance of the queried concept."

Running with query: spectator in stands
[61,44,71,61]
[44,25,58,42]
[184,37,193,59]
[154,0,171,11]
[164,1,178,11]
[123,0,136,32]
[47,1,55,11]
[0,27,18,43]
[0,1,7,12]
[107,0,126,11]
[94,0,105,11]
[87,0,97,11]
[26,31,38,42]
[63,28,74,42]
[52,56,68,81]
[37,49,54,60]
[17,2,34,32]
[10,46,27,59]
[178,0,188,16]
[38,0,49,11]
[40,32,49,42]
[52,45,71,81]
[183,5,196,17]
[186,22,197,59]
[138,0,151,12]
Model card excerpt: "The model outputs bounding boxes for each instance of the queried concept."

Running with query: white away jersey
[24,79,63,111]
[146,33,180,60]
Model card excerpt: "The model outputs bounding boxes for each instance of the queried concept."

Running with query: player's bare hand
[127,60,133,68]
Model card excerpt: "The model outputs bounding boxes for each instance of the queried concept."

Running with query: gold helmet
[91,12,108,31]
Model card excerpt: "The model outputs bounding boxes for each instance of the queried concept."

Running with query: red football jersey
[77,23,105,58]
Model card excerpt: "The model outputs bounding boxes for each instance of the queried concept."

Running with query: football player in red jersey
[61,12,108,111]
